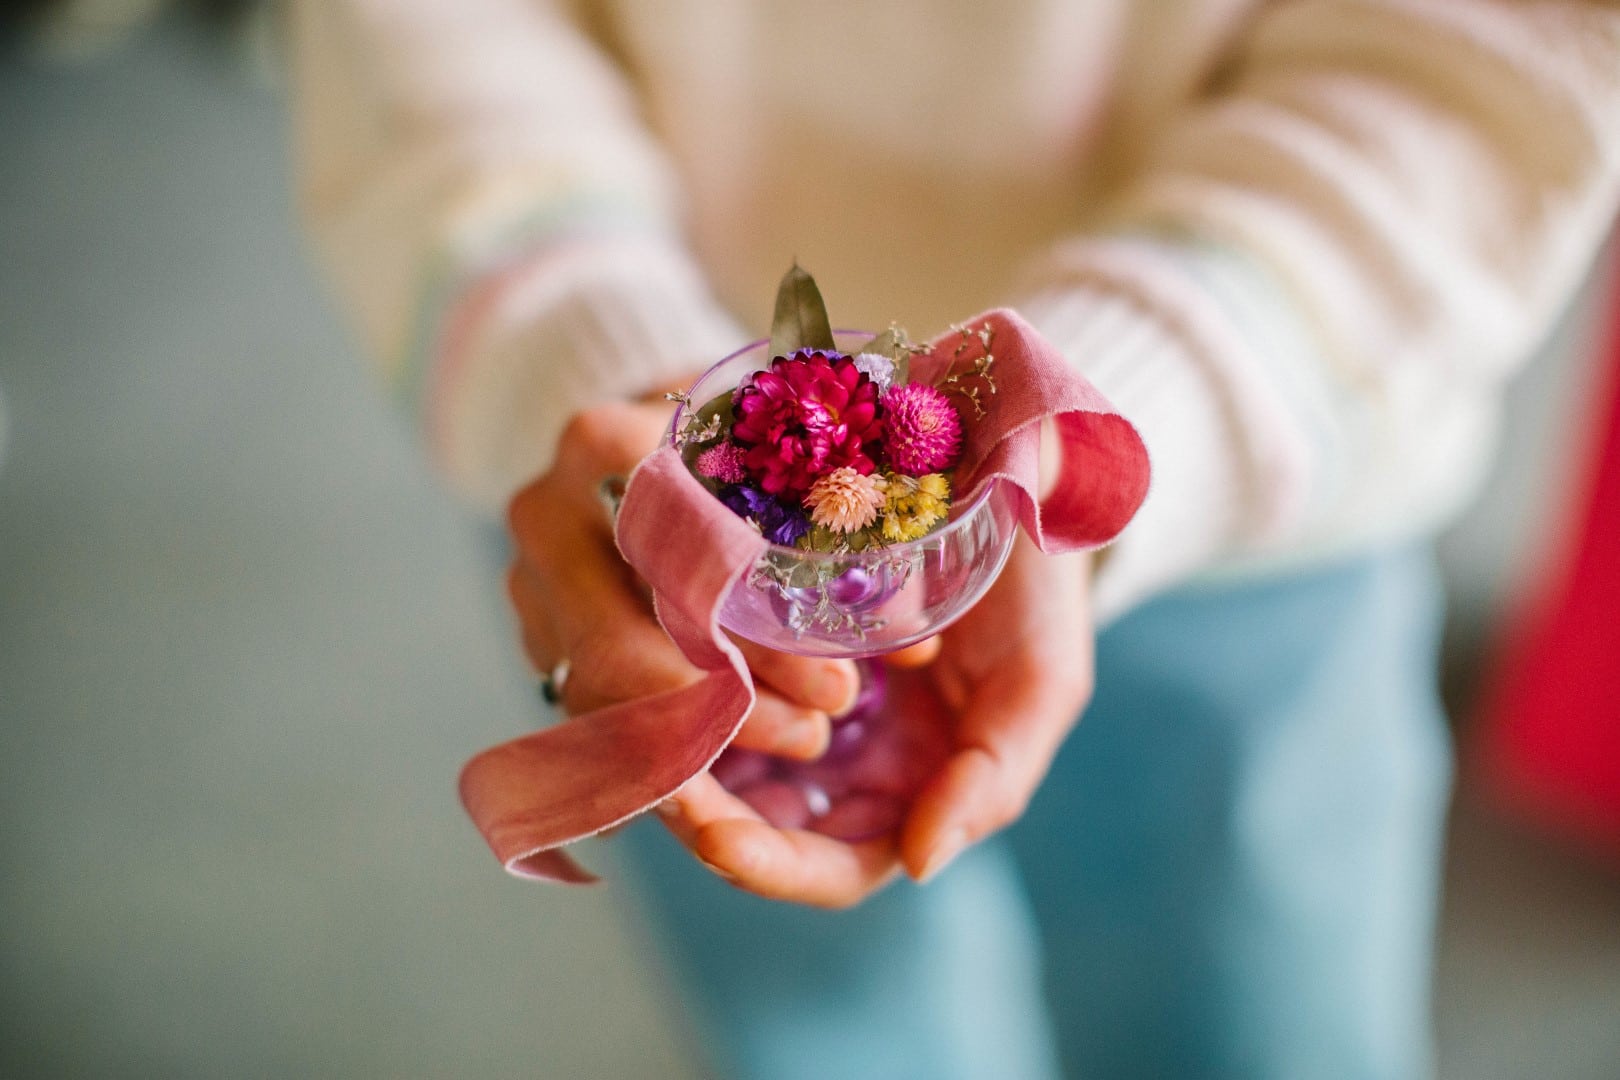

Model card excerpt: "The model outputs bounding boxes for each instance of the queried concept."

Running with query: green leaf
[801,525,845,554]
[852,327,901,359]
[768,262,836,357]
[848,326,911,385]
[766,549,830,589]
[677,389,737,472]
[787,564,824,590]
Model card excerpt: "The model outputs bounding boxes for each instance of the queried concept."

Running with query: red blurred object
[1477,248,1620,863]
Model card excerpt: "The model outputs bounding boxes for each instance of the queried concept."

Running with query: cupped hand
[673,533,1095,905]
[895,535,1096,883]
[508,399,901,904]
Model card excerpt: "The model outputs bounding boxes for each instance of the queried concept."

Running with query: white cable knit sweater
[290,0,1620,619]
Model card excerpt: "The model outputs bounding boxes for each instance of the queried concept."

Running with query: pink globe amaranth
[882,381,963,476]
[694,440,749,484]
[731,349,884,497]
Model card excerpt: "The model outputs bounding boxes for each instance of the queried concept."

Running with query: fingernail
[654,800,680,820]
[697,855,738,882]
[820,667,860,717]
[777,711,830,758]
[918,827,969,884]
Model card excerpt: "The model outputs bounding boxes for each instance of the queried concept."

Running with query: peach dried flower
[804,467,887,534]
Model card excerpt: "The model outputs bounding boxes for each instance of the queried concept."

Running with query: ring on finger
[597,474,628,523]
[538,658,571,705]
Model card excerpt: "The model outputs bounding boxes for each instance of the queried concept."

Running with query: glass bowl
[668,334,1019,660]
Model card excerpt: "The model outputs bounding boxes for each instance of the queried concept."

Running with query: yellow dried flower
[880,472,951,543]
[804,467,887,534]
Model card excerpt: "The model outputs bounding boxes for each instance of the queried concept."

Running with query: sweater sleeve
[289,0,744,512]
[1014,0,1620,619]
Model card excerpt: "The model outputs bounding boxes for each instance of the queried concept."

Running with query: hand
[678,534,1094,904]
[507,398,884,901]
[656,638,940,910]
[895,535,1096,882]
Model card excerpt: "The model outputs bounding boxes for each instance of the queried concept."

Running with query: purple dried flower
[852,352,897,393]
[719,484,811,546]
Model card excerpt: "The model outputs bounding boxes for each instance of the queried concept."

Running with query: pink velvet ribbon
[458,309,1151,882]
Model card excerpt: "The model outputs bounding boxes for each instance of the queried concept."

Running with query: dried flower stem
[935,322,998,419]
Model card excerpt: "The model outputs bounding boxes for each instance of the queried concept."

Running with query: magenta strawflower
[695,440,749,483]
[882,382,963,476]
[731,350,885,496]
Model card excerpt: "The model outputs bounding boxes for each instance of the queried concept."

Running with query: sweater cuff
[430,238,745,513]
[1013,238,1318,622]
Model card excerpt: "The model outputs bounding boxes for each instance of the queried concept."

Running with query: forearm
[1015,0,1620,619]
[290,0,742,512]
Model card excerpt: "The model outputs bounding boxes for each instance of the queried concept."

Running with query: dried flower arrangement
[672,264,995,557]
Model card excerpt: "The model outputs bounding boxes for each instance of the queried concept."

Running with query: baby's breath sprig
[679,411,725,447]
[666,390,699,449]
[936,321,998,419]
[888,323,930,358]
[670,389,731,449]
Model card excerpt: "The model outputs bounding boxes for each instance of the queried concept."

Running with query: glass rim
[667,334,1008,564]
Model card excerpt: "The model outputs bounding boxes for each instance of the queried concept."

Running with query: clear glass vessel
[667,335,1020,840]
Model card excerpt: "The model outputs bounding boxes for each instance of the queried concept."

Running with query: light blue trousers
[615,546,1453,1079]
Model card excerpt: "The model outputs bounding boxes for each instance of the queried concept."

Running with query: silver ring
[538,659,571,705]
[598,474,628,523]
